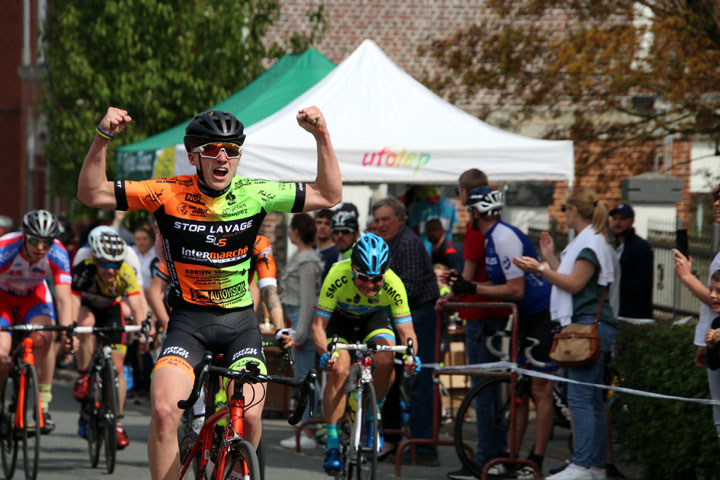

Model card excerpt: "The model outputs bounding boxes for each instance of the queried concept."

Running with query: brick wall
[548,140,691,229]
[0,1,24,224]
[266,0,491,108]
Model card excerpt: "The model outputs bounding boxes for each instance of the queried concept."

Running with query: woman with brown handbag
[514,188,618,480]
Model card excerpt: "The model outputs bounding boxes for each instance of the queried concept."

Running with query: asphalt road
[30,373,642,479]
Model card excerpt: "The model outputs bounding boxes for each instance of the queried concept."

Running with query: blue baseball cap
[609,203,634,218]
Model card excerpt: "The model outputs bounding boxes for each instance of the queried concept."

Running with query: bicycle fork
[351,358,375,454]
[15,338,43,430]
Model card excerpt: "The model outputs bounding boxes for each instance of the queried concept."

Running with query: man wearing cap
[320,210,360,279]
[609,203,654,319]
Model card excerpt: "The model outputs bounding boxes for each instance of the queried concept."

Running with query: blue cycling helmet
[351,233,390,275]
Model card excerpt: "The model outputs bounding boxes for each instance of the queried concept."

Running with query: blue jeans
[405,305,437,454]
[284,304,318,424]
[465,319,508,466]
[567,316,617,469]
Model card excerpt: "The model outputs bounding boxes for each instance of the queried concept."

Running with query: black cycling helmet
[331,210,359,232]
[183,110,246,153]
[22,210,61,239]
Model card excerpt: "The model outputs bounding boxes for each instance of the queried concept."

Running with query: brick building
[0,0,50,228]
[266,0,692,228]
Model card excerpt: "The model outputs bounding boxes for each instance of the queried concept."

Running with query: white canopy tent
[174,39,574,185]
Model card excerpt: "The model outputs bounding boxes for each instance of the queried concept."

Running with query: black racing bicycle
[71,319,151,474]
[327,336,414,480]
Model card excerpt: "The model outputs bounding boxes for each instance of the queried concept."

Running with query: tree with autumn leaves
[420,0,720,188]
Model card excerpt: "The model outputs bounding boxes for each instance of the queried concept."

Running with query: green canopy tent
[115,49,335,180]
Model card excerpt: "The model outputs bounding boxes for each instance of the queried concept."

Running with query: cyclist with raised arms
[77,106,341,480]
[71,226,148,449]
[311,233,420,475]
[0,210,72,433]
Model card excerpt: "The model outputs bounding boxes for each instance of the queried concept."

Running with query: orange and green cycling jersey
[115,174,305,309]
[154,234,278,290]
[315,259,412,326]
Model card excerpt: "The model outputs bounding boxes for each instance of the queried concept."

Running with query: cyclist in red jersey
[0,210,72,434]
[78,106,341,480]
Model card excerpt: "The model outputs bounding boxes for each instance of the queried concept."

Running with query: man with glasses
[70,226,148,449]
[311,233,420,474]
[0,209,72,434]
[321,209,361,279]
[77,106,341,480]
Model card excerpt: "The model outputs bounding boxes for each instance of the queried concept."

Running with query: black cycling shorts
[156,305,266,379]
[325,309,396,345]
[517,308,556,371]
[84,302,126,347]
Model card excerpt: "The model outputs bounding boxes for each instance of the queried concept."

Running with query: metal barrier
[394,301,540,479]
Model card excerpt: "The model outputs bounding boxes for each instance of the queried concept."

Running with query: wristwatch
[537,264,546,275]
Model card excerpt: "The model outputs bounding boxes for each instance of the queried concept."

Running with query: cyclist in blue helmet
[312,233,420,474]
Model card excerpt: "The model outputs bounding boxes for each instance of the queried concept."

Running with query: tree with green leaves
[41,0,323,207]
[420,0,720,182]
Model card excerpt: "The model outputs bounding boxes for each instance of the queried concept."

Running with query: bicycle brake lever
[177,353,212,409]
[285,346,295,369]
[287,370,317,426]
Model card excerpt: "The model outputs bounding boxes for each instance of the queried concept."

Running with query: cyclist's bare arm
[53,283,73,327]
[296,107,342,211]
[65,293,83,350]
[147,275,169,330]
[395,322,419,374]
[77,107,131,208]
[127,293,148,327]
[126,293,155,344]
[311,314,330,355]
[260,285,284,331]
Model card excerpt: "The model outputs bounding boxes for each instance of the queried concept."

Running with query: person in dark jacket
[609,203,654,319]
[372,196,440,466]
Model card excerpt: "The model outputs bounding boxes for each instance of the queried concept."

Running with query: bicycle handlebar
[177,353,316,426]
[328,335,414,355]
[0,323,143,334]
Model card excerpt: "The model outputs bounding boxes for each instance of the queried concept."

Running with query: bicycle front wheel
[86,368,102,468]
[1,373,19,479]
[223,438,260,480]
[20,364,40,480]
[454,376,511,479]
[101,360,119,474]
[348,384,378,480]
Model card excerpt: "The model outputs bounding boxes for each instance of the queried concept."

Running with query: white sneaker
[546,463,593,480]
[279,433,317,450]
[516,465,540,479]
[191,417,204,434]
[487,463,507,476]
[589,467,606,479]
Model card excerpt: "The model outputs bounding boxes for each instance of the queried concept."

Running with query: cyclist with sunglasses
[78,105,341,480]
[70,226,148,449]
[311,232,421,474]
[0,209,72,434]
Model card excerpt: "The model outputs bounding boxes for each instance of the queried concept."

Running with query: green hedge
[612,322,720,479]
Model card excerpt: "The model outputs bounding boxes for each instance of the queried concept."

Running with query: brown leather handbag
[548,288,606,368]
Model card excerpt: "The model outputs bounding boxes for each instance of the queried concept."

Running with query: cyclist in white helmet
[0,209,72,434]
[70,226,149,450]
